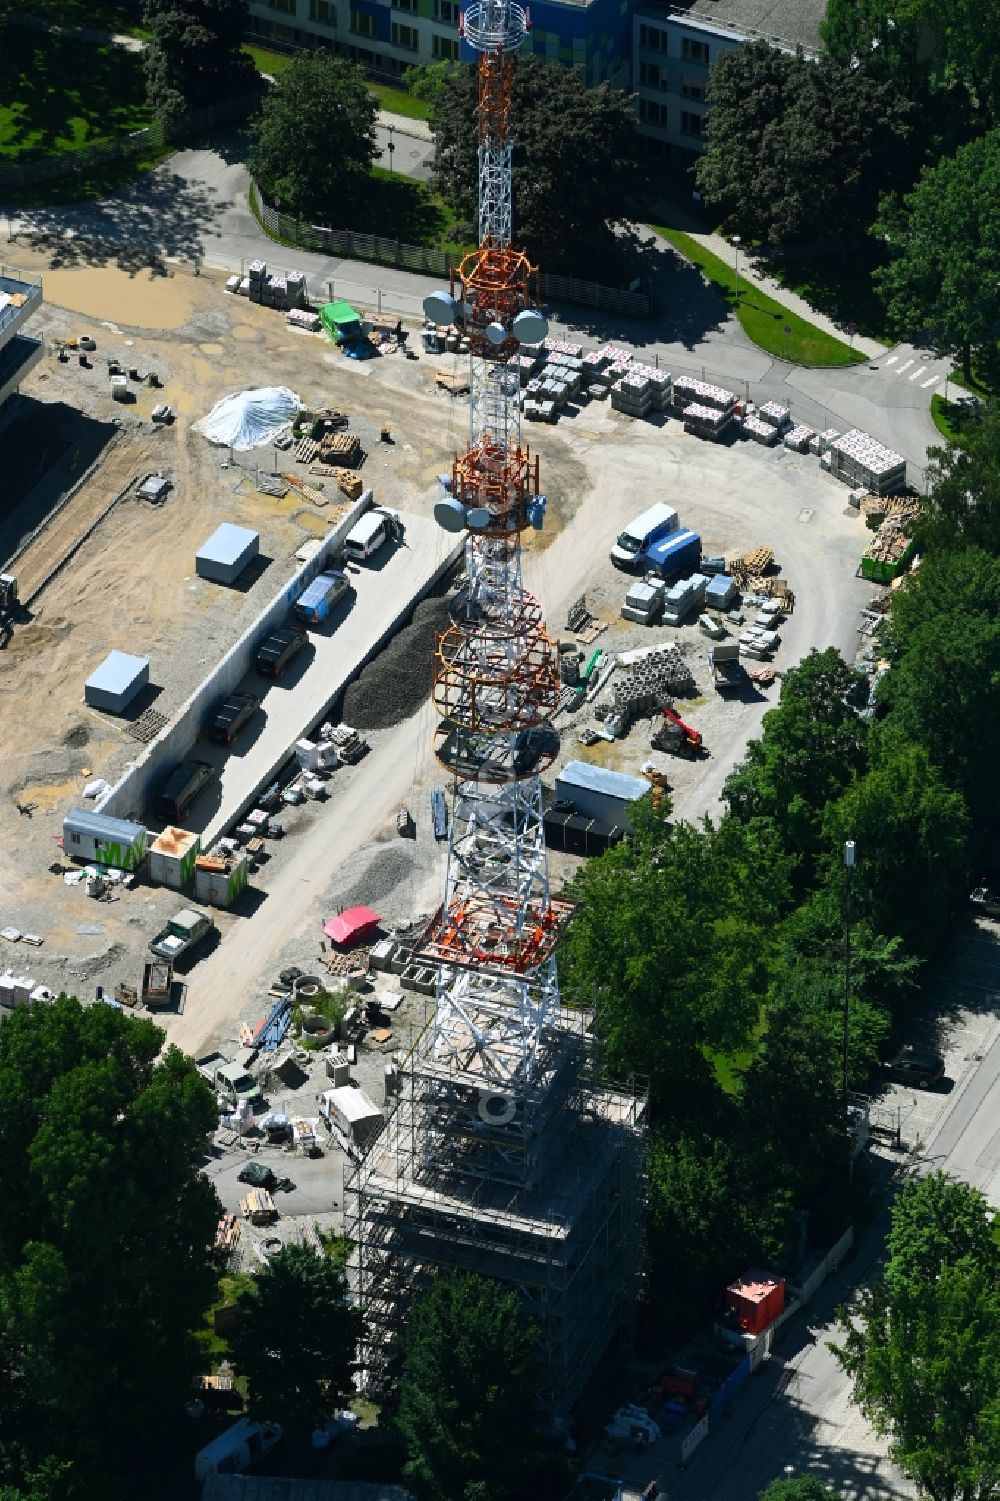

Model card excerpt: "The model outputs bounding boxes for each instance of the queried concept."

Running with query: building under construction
[344,0,647,1419]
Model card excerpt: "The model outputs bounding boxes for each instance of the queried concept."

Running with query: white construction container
[193,847,249,908]
[148,827,201,889]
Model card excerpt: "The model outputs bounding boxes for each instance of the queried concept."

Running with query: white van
[610,502,678,571]
[194,1418,284,1482]
[342,509,394,563]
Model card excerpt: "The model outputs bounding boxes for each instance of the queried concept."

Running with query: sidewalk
[682,226,885,360]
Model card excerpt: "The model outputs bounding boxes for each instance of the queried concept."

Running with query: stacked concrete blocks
[829,430,907,496]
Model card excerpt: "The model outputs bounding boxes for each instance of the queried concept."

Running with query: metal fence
[254,195,653,319]
[0,93,260,191]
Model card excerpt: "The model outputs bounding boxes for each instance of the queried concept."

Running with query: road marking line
[922,375,939,388]
[896,359,914,374]
[910,368,926,381]
[884,355,898,365]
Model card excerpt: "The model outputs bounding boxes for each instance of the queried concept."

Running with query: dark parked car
[883,1048,945,1089]
[153,759,215,821]
[207,692,260,745]
[236,1162,294,1192]
[969,869,1000,917]
[255,627,307,679]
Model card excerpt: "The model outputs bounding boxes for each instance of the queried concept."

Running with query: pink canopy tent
[323,905,381,947]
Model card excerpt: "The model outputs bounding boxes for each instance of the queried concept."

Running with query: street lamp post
[844,840,855,1113]
[732,234,741,311]
[387,124,396,174]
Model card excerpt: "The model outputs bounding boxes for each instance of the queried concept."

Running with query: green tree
[874,546,1000,829]
[559,810,775,1109]
[824,744,969,955]
[820,0,929,90]
[872,131,1000,381]
[430,56,641,274]
[723,649,868,890]
[247,52,378,222]
[920,401,1000,554]
[835,1175,1000,1501]
[142,0,260,125]
[0,997,219,1496]
[759,1477,843,1500]
[696,42,915,247]
[403,61,458,108]
[230,1243,359,1439]
[397,1270,538,1501]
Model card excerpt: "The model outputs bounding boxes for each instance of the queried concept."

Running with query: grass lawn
[653,225,867,368]
[931,394,982,447]
[757,244,892,347]
[252,170,469,259]
[17,0,151,36]
[0,28,153,158]
[244,46,432,120]
[4,141,173,205]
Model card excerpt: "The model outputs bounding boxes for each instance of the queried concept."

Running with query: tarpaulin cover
[194,386,303,450]
[323,905,381,946]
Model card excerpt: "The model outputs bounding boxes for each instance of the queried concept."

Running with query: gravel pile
[343,595,452,729]
[324,845,417,915]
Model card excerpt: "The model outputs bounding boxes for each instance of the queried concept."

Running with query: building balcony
[0,334,44,411]
[0,268,43,351]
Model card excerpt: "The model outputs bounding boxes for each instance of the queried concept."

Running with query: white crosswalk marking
[910,368,926,380]
[896,359,914,374]
[885,355,898,366]
[922,375,939,388]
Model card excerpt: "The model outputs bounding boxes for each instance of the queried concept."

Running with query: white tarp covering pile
[194,386,303,451]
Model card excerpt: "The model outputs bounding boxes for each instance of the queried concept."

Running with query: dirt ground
[0,249,872,1033]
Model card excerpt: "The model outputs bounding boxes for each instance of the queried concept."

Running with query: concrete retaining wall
[101,492,372,823]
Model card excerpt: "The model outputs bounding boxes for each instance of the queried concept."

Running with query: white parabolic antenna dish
[513,309,549,344]
[423,289,458,326]
[485,321,508,345]
[466,507,491,530]
[434,498,468,533]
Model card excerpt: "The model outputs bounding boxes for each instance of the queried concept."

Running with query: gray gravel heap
[343,595,452,729]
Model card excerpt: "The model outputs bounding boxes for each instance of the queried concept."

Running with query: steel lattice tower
[344,8,647,1415]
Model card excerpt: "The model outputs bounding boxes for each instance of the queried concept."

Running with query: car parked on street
[883,1047,945,1089]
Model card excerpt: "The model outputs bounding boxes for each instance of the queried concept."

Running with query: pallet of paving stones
[257,474,289,498]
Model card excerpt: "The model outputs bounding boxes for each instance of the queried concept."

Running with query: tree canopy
[0,997,219,1497]
[759,1477,843,1501]
[142,0,260,124]
[872,130,1000,380]
[695,42,915,247]
[397,1270,538,1501]
[430,56,640,275]
[835,1174,1000,1501]
[230,1242,359,1439]
[247,53,378,221]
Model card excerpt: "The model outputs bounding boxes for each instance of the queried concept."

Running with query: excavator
[651,705,704,758]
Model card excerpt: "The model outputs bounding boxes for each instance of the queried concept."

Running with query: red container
[726,1271,785,1334]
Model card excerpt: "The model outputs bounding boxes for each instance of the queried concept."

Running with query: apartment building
[632,0,824,160]
[246,0,631,86]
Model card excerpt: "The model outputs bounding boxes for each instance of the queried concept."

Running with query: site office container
[726,1271,785,1335]
[148,827,201,889]
[62,809,147,871]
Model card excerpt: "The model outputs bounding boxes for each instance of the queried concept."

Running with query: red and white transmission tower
[418,0,572,1177]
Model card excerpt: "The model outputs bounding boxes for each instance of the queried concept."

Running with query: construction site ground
[1,251,872,1057]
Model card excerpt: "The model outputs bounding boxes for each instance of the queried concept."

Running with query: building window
[391,0,416,10]
[70,832,81,845]
[639,98,668,127]
[638,23,666,51]
[391,20,418,48]
[434,0,457,20]
[682,36,710,64]
[309,0,335,22]
[268,0,295,12]
[680,108,705,136]
[432,32,459,59]
[681,77,703,100]
[350,8,375,35]
[639,61,666,89]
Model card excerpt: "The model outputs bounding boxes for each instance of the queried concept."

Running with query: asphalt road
[3,134,942,482]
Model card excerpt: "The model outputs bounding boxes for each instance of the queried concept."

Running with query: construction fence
[0,93,261,191]
[679,1225,855,1467]
[253,195,653,320]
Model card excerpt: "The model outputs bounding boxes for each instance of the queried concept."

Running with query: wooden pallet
[294,437,319,463]
[215,1212,241,1250]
